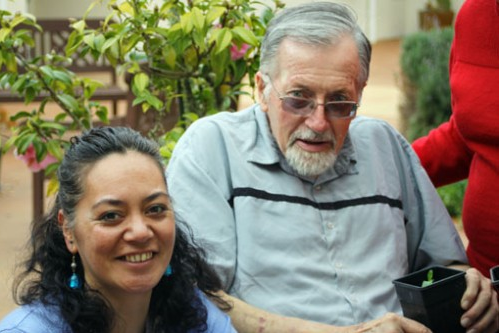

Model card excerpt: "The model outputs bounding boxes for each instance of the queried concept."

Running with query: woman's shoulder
[0,302,71,333]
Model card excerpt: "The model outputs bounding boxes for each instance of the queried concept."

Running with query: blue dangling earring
[69,255,81,289]
[164,264,173,277]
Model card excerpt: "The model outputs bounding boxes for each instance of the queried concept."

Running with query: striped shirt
[167,104,467,326]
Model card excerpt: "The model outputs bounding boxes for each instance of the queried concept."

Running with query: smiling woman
[0,127,236,333]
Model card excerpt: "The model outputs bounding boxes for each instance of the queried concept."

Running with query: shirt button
[335,262,343,269]
[327,222,334,229]
[314,185,322,191]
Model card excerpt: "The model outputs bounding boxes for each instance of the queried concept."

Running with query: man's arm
[216,291,432,333]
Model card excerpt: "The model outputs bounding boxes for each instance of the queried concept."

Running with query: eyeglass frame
[264,75,359,120]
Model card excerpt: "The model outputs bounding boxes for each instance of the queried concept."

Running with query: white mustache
[289,128,334,144]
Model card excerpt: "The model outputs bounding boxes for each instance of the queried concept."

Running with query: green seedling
[421,269,434,287]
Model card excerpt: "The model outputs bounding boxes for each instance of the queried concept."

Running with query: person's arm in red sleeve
[412,115,473,187]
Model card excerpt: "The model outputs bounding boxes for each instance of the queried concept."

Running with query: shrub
[399,27,466,217]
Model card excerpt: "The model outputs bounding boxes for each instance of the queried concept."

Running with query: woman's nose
[124,215,154,242]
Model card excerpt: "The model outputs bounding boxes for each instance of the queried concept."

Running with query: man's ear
[255,72,269,112]
[58,210,77,254]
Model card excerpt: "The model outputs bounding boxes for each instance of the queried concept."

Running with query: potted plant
[392,265,466,332]
[419,0,454,31]
[491,265,499,292]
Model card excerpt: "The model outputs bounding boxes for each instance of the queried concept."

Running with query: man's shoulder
[175,105,260,153]
[189,105,258,133]
[350,116,397,133]
[0,302,70,333]
[350,116,407,143]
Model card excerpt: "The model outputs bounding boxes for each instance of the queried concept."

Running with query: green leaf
[144,93,163,110]
[10,15,27,28]
[71,19,86,33]
[96,108,109,124]
[52,70,73,85]
[40,122,67,132]
[215,28,233,54]
[162,45,177,69]
[4,52,17,72]
[192,30,206,53]
[421,269,434,287]
[206,6,226,25]
[102,35,120,53]
[10,76,27,93]
[232,26,258,46]
[16,132,37,154]
[54,113,68,123]
[180,12,194,34]
[93,34,106,52]
[39,66,55,80]
[10,111,31,122]
[32,138,46,162]
[191,7,205,32]
[83,33,95,48]
[133,73,149,93]
[58,94,79,111]
[65,31,83,56]
[25,87,37,104]
[0,28,12,43]
[118,2,135,15]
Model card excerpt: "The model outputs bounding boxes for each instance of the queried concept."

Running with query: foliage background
[0,0,282,194]
[398,26,467,217]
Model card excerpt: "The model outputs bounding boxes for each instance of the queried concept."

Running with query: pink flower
[230,43,250,61]
[15,144,57,172]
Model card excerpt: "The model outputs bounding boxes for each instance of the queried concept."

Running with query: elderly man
[166,2,498,332]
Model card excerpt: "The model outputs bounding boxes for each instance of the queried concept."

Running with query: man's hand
[460,268,499,333]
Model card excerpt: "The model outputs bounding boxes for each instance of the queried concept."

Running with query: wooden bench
[0,18,136,220]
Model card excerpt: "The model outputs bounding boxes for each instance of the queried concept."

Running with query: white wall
[28,0,109,18]
[281,0,466,42]
[0,0,28,12]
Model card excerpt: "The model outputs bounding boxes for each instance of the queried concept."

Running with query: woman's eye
[99,211,122,222]
[146,204,168,216]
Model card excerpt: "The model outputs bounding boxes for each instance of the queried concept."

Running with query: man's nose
[305,103,329,132]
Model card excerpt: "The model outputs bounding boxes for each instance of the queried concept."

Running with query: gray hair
[259,2,371,87]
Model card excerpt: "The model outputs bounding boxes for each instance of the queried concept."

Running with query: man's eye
[328,94,348,102]
[288,90,306,98]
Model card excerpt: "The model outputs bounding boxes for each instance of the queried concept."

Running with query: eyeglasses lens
[281,97,313,115]
[325,102,356,118]
[281,97,356,118]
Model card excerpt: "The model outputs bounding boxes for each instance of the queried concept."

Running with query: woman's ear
[58,210,77,254]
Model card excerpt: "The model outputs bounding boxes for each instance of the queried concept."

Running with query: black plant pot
[393,265,466,333]
[491,265,499,292]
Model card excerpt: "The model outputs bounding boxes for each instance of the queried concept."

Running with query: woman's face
[61,151,174,300]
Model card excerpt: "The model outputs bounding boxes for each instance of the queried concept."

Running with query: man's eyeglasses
[266,77,358,119]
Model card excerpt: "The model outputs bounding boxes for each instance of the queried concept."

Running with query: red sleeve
[412,115,473,187]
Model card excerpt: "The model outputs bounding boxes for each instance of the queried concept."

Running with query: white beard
[285,128,337,178]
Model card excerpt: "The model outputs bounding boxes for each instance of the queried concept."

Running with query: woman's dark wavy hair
[13,126,229,332]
